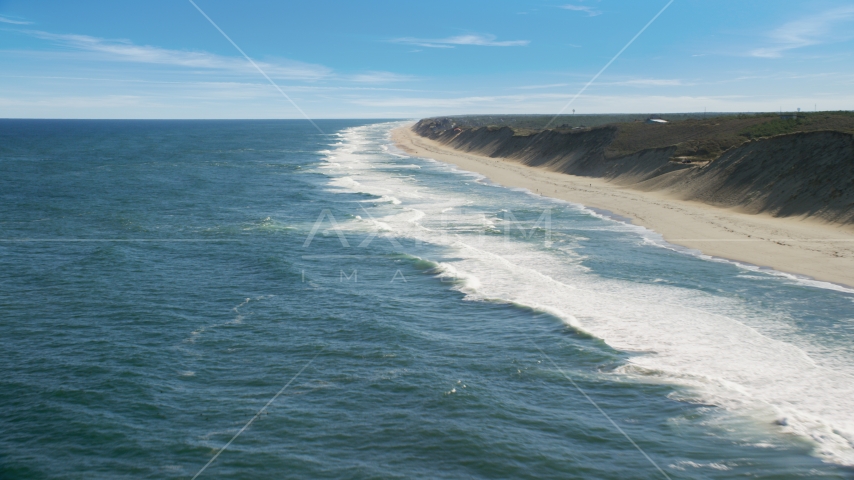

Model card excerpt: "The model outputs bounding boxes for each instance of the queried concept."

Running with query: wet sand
[393,125,854,288]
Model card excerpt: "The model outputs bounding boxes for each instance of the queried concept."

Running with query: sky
[1,0,853,119]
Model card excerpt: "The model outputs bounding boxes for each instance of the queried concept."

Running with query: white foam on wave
[373,164,422,170]
[322,122,854,466]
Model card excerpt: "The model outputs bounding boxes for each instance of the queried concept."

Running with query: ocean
[1,119,853,479]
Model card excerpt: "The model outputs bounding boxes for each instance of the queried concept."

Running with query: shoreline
[392,125,854,289]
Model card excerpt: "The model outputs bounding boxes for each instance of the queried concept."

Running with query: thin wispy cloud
[348,71,416,83]
[517,83,570,90]
[350,93,570,108]
[0,15,32,25]
[610,78,684,87]
[392,34,529,48]
[515,78,682,92]
[26,30,332,80]
[347,91,854,115]
[560,4,602,17]
[751,6,854,58]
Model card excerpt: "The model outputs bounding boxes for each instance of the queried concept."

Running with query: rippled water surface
[1,119,853,479]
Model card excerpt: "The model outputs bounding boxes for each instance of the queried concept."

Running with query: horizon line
[2,110,850,121]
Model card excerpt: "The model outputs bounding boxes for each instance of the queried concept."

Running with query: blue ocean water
[1,119,853,479]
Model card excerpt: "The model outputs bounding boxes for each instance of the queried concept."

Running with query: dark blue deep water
[1,119,853,479]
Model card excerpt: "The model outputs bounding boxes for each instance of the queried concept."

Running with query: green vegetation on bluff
[740,111,854,138]
[437,112,731,131]
[433,111,854,162]
[413,112,854,223]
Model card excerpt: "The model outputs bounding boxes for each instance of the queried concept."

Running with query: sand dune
[393,124,854,288]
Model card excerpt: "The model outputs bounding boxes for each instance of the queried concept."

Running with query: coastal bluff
[413,117,854,223]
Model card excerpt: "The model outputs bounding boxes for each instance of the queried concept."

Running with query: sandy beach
[393,125,854,288]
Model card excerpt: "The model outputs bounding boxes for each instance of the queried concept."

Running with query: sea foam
[322,123,854,466]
